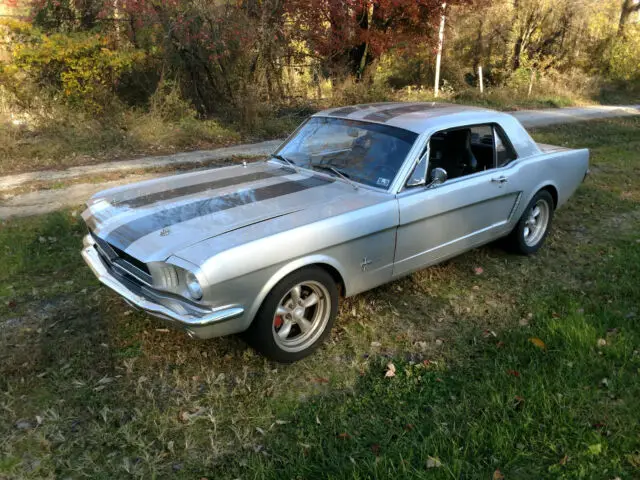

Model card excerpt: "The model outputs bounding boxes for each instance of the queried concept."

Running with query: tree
[618,0,640,37]
[285,0,477,81]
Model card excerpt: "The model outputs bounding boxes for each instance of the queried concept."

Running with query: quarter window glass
[495,128,517,167]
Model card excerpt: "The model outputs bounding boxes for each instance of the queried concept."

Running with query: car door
[392,124,523,278]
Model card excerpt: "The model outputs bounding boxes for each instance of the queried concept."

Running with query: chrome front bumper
[81,235,245,339]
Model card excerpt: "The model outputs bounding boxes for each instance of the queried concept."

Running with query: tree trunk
[618,0,640,37]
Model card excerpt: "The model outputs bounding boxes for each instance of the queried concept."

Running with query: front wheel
[244,267,339,363]
[507,190,554,255]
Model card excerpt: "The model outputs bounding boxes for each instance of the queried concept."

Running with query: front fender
[245,254,349,324]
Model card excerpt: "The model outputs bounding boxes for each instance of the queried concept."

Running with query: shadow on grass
[205,237,640,479]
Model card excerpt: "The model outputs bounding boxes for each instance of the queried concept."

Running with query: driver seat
[441,129,478,179]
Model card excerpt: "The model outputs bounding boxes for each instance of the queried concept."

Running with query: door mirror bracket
[427,167,448,188]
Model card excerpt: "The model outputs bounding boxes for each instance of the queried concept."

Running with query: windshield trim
[272,116,418,192]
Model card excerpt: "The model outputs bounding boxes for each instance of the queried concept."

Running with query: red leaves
[507,369,520,377]
[284,0,474,65]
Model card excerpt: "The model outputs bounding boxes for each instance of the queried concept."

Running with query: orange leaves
[529,337,546,349]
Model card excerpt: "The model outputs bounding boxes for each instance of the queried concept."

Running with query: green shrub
[1,20,146,113]
[609,27,640,83]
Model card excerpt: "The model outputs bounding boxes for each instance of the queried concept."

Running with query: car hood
[83,162,387,263]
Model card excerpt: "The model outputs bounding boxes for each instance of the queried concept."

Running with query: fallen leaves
[493,468,505,479]
[529,337,546,349]
[513,395,525,410]
[473,266,484,275]
[426,456,442,468]
[597,338,607,347]
[384,362,396,378]
[507,369,521,377]
[559,454,569,466]
[337,432,351,440]
[178,407,206,423]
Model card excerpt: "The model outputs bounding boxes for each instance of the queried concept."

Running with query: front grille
[91,232,153,286]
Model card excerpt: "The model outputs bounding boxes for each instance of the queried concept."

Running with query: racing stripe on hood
[105,175,333,251]
[84,166,291,234]
[116,169,290,209]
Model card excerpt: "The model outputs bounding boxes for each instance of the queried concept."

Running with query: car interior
[426,124,516,182]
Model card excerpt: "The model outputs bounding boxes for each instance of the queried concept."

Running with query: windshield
[275,117,418,189]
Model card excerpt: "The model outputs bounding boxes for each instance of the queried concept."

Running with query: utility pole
[434,2,447,98]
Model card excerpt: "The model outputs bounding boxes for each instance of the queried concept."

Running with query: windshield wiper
[270,153,298,170]
[310,163,358,190]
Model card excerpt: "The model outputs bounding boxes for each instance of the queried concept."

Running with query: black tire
[244,267,339,363]
[506,190,554,255]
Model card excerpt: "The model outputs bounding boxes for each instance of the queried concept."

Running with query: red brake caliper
[274,316,283,328]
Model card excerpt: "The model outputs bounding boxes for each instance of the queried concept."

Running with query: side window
[495,127,517,167]
[427,124,496,182]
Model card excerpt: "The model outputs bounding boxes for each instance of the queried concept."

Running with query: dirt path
[0,139,283,191]
[1,104,638,220]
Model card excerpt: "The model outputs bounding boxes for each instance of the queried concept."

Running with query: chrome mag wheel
[272,281,331,353]
[523,198,550,247]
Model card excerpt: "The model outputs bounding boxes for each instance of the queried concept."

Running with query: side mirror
[429,167,447,187]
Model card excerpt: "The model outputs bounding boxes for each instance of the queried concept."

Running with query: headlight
[185,271,203,300]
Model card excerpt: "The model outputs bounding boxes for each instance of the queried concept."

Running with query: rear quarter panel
[511,147,589,220]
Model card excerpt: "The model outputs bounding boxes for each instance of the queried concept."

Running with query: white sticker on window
[377,177,390,187]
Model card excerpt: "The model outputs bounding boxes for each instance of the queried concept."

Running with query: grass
[0,108,247,176]
[0,117,639,478]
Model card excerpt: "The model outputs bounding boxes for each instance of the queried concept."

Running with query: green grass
[0,117,639,478]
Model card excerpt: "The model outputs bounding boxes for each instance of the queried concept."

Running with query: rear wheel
[507,190,554,255]
[244,267,338,363]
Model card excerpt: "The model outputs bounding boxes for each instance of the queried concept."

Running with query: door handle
[491,176,508,184]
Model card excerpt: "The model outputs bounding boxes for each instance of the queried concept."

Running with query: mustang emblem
[360,257,373,272]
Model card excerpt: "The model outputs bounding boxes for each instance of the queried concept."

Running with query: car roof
[313,102,510,134]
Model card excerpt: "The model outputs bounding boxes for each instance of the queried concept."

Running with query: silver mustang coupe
[81,102,589,362]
